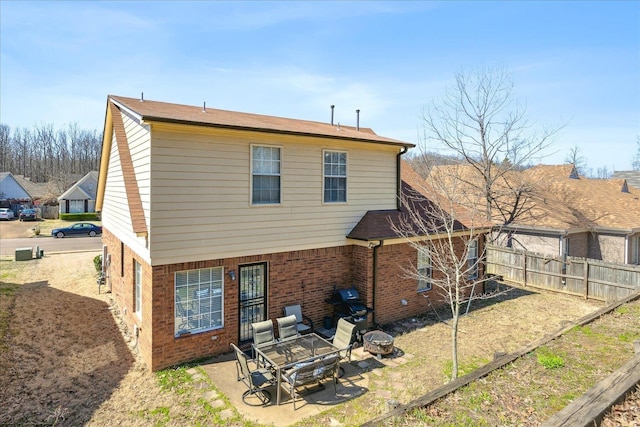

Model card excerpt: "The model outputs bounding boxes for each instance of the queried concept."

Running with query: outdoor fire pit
[363,330,395,356]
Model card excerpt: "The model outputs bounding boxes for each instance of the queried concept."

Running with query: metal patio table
[254,333,340,405]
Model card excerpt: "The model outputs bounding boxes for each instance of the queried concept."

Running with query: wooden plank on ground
[540,354,640,427]
[361,291,640,427]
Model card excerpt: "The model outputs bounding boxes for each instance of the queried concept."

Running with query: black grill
[326,287,373,343]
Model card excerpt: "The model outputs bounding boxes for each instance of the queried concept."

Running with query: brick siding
[103,227,478,370]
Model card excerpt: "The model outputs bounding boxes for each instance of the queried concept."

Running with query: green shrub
[60,212,99,221]
[94,255,102,273]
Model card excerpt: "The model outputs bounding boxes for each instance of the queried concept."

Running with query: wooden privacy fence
[38,205,58,219]
[485,244,640,302]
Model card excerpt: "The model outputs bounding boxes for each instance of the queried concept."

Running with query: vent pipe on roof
[356,109,360,131]
[330,105,335,126]
[203,102,206,113]
[140,92,144,102]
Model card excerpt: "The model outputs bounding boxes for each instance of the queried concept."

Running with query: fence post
[522,252,527,287]
[583,260,589,300]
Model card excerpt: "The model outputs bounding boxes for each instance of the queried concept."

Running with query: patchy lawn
[2,251,636,426]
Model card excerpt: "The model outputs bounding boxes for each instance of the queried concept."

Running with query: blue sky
[1,1,638,171]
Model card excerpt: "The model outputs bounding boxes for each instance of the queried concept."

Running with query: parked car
[0,208,15,220]
[51,223,102,238]
[19,208,38,221]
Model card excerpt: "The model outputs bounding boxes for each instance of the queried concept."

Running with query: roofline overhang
[95,100,113,212]
[592,226,640,236]
[108,95,414,149]
[347,227,491,243]
[58,185,92,201]
[496,223,640,237]
[493,224,580,236]
[140,116,414,149]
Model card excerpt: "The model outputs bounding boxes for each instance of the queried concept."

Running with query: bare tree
[421,66,562,222]
[633,135,640,171]
[564,145,588,176]
[595,165,611,179]
[392,162,501,381]
[0,122,101,184]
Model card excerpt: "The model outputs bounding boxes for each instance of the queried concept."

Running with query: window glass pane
[253,175,280,204]
[323,151,347,203]
[135,261,142,316]
[252,146,281,204]
[175,266,224,336]
[69,200,84,213]
[467,240,479,279]
[417,249,432,292]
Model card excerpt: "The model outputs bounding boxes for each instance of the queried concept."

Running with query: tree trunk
[451,309,460,380]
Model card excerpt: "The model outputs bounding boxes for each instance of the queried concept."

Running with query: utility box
[15,247,33,261]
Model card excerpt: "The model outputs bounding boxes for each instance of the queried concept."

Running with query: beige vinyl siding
[102,110,151,262]
[148,124,399,265]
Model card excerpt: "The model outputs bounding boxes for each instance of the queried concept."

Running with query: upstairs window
[324,150,347,203]
[417,249,432,292]
[252,145,281,205]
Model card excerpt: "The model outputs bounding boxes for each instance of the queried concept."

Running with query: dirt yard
[0,250,636,426]
[0,252,175,426]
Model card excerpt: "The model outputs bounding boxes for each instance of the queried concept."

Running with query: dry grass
[2,251,637,426]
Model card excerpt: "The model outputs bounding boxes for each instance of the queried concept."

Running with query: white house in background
[0,172,33,209]
[58,171,99,214]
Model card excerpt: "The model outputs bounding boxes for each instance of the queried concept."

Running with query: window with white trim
[323,150,347,203]
[252,145,281,205]
[134,260,142,318]
[69,199,84,213]
[175,267,224,336]
[631,235,640,265]
[417,249,432,292]
[467,239,479,279]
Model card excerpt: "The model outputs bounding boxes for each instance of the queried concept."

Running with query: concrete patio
[197,345,413,426]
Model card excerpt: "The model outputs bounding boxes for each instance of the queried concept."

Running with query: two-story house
[96,95,483,370]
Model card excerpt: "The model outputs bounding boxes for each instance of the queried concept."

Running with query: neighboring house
[612,170,640,190]
[58,171,99,214]
[490,164,640,265]
[13,175,46,202]
[96,95,484,370]
[0,172,33,213]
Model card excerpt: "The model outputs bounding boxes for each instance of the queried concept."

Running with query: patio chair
[251,319,275,367]
[281,354,339,409]
[283,304,314,334]
[231,343,276,406]
[276,314,299,342]
[175,295,197,332]
[331,318,356,377]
